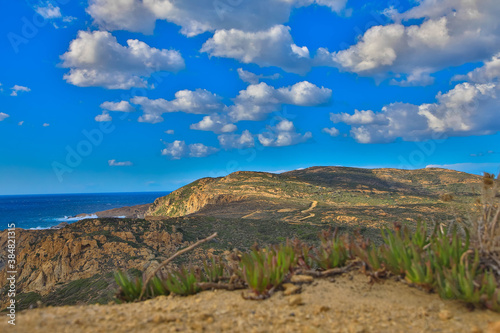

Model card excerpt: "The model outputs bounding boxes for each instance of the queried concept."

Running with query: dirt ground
[4,272,500,333]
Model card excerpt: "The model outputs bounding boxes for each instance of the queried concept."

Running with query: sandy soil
[4,272,500,333]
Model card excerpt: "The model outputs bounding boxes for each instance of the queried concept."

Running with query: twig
[197,282,245,291]
[295,262,357,277]
[139,232,218,300]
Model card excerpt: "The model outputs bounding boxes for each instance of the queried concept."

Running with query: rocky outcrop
[0,218,185,308]
[147,177,246,217]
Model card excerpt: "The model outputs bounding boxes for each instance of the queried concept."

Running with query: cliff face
[147,177,247,217]
[0,218,185,308]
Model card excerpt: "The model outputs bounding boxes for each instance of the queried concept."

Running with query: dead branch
[197,282,246,291]
[139,232,218,300]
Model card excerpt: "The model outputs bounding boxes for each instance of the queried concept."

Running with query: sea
[0,192,170,230]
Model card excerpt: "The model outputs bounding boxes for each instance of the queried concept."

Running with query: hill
[0,166,484,310]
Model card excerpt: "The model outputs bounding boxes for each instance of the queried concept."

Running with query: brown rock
[438,309,453,321]
[288,295,304,306]
[313,305,330,315]
[283,283,301,296]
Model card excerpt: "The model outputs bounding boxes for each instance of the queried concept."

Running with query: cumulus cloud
[218,130,255,150]
[228,81,332,122]
[202,25,312,74]
[61,31,185,89]
[0,113,9,121]
[190,114,237,133]
[161,140,218,159]
[332,53,500,143]
[132,88,223,123]
[100,100,135,112]
[18,121,24,126]
[10,85,31,96]
[130,81,331,130]
[331,110,388,126]
[165,129,175,134]
[86,0,347,36]
[43,123,50,127]
[317,1,500,83]
[258,119,312,147]
[108,159,133,166]
[322,127,340,136]
[95,112,112,122]
[237,68,280,85]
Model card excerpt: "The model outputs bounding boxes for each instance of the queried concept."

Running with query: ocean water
[0,192,170,230]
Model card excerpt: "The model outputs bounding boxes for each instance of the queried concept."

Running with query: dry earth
[4,272,500,333]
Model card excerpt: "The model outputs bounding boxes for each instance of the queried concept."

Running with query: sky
[0,0,499,195]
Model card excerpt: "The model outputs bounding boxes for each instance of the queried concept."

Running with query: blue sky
[0,0,499,195]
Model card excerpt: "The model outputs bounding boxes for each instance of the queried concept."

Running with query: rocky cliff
[0,218,186,309]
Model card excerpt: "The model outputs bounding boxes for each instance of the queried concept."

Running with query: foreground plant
[115,271,168,303]
[165,267,202,296]
[239,243,296,298]
[203,256,227,283]
[464,173,500,277]
[313,228,350,270]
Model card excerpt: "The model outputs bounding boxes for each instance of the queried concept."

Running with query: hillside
[147,166,482,229]
[0,166,485,310]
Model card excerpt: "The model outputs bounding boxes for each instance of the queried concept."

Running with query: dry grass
[463,173,500,278]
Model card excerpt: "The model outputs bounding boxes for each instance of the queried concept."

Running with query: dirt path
[5,272,500,333]
[301,200,318,214]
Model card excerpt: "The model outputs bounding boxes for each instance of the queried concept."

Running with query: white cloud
[43,123,50,127]
[18,121,24,126]
[202,25,313,74]
[454,53,500,84]
[108,159,133,166]
[218,130,255,150]
[61,31,185,89]
[189,143,219,158]
[190,114,237,133]
[237,68,280,85]
[86,0,347,36]
[132,88,223,123]
[332,53,500,143]
[95,112,112,122]
[131,80,330,130]
[161,140,218,159]
[165,129,174,134]
[0,113,9,121]
[317,1,500,83]
[258,119,312,147]
[35,3,62,19]
[331,110,388,126]
[100,100,135,112]
[10,85,31,96]
[228,81,331,122]
[322,127,340,136]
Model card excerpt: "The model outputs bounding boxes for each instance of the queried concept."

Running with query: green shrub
[203,256,226,283]
[239,243,295,296]
[312,228,350,270]
[115,271,168,303]
[165,267,201,296]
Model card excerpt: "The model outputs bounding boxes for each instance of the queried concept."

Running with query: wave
[54,214,98,222]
